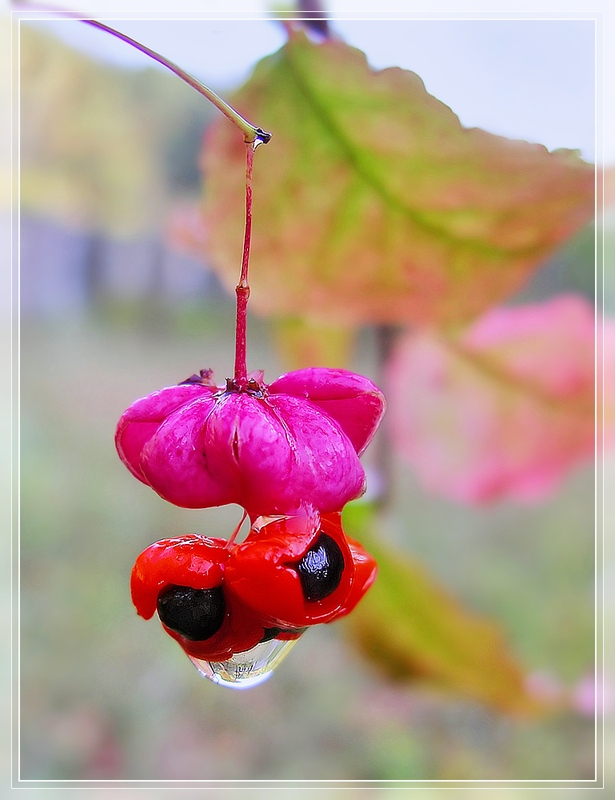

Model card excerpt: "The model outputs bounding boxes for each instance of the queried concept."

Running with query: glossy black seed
[157,584,225,641]
[296,532,344,602]
[260,627,283,643]
[259,626,308,643]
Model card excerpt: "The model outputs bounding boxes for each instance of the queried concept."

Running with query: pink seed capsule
[115,367,385,519]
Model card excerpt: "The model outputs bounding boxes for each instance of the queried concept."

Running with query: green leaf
[272,316,356,370]
[201,30,594,328]
[342,502,548,715]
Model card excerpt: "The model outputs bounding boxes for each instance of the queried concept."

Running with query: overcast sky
[28,14,599,164]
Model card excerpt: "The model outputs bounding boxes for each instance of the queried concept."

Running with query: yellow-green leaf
[342,503,548,715]
[272,316,356,370]
[201,30,594,328]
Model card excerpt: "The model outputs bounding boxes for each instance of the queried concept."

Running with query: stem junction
[83,19,271,145]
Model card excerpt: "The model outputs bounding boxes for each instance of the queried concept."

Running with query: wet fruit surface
[296,532,344,601]
[156,585,226,642]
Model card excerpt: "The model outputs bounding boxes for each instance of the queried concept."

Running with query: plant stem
[76,15,267,384]
[227,510,248,549]
[83,19,271,145]
[80,15,269,383]
[373,324,399,510]
[297,0,330,38]
[234,142,256,384]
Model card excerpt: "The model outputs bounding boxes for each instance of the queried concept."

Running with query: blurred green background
[19,295,602,784]
[15,19,610,790]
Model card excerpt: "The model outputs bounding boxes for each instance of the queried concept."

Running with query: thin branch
[82,19,271,145]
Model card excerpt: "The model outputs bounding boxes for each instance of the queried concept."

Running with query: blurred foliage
[193,21,600,713]
[342,502,544,715]
[20,309,596,781]
[19,24,214,236]
[272,316,356,370]
[16,19,602,784]
[201,28,594,328]
[386,295,602,504]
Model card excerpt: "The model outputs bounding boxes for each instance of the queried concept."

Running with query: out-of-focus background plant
[15,6,614,787]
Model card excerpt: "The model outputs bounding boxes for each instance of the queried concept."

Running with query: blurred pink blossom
[571,670,614,717]
[387,295,613,504]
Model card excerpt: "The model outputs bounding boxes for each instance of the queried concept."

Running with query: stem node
[233,143,256,385]
[77,15,266,388]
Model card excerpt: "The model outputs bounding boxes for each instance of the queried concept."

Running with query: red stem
[234,143,255,384]
[227,509,248,549]
[17,2,270,388]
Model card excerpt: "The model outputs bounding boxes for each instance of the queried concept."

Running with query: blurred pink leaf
[201,30,594,326]
[386,295,611,504]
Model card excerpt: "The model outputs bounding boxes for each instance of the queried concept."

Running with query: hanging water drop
[187,631,305,689]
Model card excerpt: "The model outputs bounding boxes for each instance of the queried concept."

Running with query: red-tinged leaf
[386,294,610,504]
[342,503,547,715]
[201,30,594,327]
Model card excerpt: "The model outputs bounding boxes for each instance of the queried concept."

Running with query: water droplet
[187,633,304,689]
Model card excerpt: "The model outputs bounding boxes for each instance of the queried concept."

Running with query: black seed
[296,533,344,602]
[157,584,225,641]
[259,626,308,643]
[260,627,283,643]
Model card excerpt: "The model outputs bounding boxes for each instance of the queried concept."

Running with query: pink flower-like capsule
[115,367,385,519]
